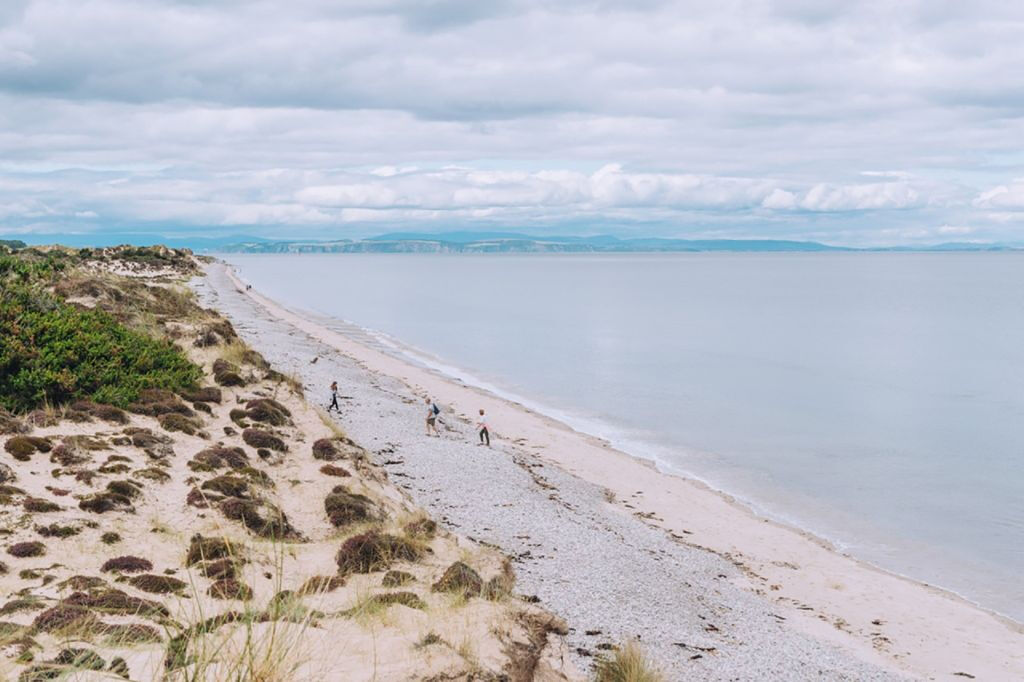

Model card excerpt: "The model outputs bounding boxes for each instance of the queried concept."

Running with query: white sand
[200,261,1024,680]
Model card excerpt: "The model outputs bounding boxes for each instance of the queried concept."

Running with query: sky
[2,0,1024,246]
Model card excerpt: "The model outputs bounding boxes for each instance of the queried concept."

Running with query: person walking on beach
[476,409,490,447]
[327,381,340,413]
[425,398,441,437]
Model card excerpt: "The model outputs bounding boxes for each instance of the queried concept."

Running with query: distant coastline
[211,232,1023,254]
[5,231,1022,253]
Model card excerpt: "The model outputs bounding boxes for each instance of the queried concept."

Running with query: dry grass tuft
[593,642,665,682]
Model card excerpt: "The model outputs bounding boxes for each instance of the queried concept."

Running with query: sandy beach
[0,248,578,681]
[196,261,1024,680]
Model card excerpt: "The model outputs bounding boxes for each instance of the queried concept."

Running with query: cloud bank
[1,0,1023,244]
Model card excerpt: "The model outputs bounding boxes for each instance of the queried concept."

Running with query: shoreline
[215,260,1023,680]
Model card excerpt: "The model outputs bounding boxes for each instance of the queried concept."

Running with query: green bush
[0,285,201,412]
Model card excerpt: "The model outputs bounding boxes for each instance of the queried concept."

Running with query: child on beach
[476,409,490,447]
[328,381,340,413]
[425,398,440,437]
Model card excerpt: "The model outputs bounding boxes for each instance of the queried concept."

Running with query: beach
[197,260,1024,680]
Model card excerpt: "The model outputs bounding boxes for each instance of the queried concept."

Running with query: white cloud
[0,1,1022,243]
[974,181,1024,211]
[799,182,922,211]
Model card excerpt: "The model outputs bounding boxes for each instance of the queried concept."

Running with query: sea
[222,252,1024,623]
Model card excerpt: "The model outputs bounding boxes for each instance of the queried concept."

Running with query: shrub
[64,588,169,618]
[218,497,299,539]
[180,386,222,404]
[190,445,248,470]
[53,647,106,670]
[431,561,483,597]
[0,407,27,435]
[100,532,121,545]
[382,570,414,587]
[201,475,249,498]
[0,285,201,412]
[7,541,45,558]
[311,438,340,461]
[185,535,237,566]
[58,575,107,591]
[335,531,421,574]
[207,579,252,601]
[23,496,61,513]
[324,486,379,528]
[36,523,80,538]
[404,518,438,539]
[212,359,246,387]
[242,428,286,452]
[297,575,346,595]
[351,591,427,613]
[78,491,133,514]
[4,436,52,461]
[320,464,351,477]
[106,479,142,499]
[593,642,665,682]
[70,400,128,424]
[199,558,238,580]
[244,398,291,425]
[158,412,198,435]
[101,556,153,573]
[127,574,186,594]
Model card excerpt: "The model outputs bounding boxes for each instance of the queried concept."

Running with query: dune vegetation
[0,245,577,681]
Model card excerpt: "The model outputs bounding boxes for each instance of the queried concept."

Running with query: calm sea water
[223,252,1024,621]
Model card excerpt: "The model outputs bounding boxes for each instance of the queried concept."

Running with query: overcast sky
[2,0,1024,245]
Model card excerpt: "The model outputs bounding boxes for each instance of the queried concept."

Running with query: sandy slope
[0,259,577,681]
[206,260,1024,682]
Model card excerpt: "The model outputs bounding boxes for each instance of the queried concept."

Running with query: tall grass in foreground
[162,515,327,682]
[594,642,665,682]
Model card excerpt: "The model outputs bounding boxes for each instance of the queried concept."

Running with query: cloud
[0,0,1023,244]
[974,181,1024,211]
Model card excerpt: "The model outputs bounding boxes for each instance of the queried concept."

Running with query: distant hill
[5,232,1020,253]
[213,234,857,254]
